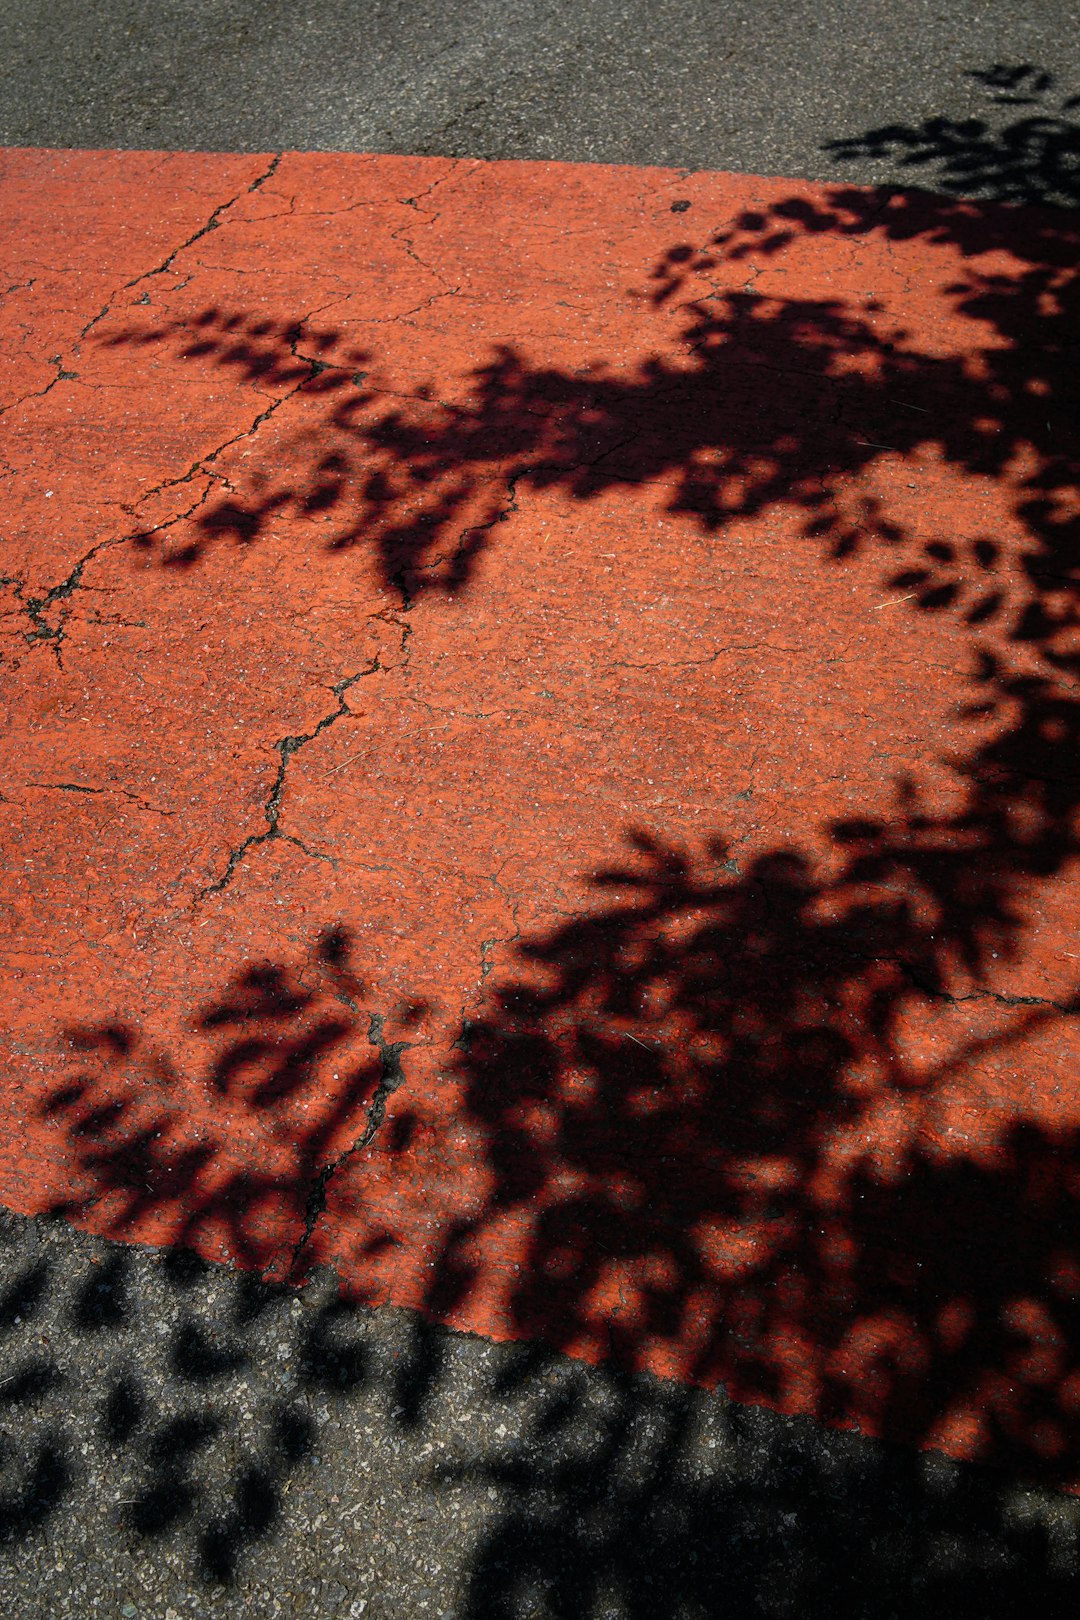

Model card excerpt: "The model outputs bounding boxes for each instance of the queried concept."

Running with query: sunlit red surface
[1,150,1078,1485]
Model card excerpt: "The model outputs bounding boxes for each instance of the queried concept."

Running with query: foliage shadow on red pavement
[3,138,1080,1614]
[51,185,1080,1449]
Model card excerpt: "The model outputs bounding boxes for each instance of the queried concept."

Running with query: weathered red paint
[2,149,1078,1484]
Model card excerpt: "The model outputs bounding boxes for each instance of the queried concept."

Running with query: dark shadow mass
[2,1206,1079,1617]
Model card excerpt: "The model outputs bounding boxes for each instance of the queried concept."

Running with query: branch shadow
[6,69,1080,1610]
[824,63,1080,209]
[101,72,1079,616]
[0,1202,366,1585]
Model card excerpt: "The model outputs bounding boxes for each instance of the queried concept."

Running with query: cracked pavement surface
[2,23,1080,1619]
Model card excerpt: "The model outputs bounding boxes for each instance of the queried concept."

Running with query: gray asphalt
[2,4,1080,1616]
[0,0,1077,203]
[5,1208,1080,1619]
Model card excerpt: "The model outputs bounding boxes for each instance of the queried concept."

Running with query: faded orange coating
[2,149,1079,1485]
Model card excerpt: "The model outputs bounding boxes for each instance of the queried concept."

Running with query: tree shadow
[102,136,1077,661]
[40,926,422,1287]
[825,63,1080,208]
[0,1202,366,1584]
[449,1343,1080,1620]
[8,86,1080,1609]
[3,1201,1080,1613]
[416,825,1080,1481]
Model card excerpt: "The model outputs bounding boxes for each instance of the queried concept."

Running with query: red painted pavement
[2,149,1079,1484]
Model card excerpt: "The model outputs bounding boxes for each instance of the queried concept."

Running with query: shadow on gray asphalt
[3,1207,1080,1617]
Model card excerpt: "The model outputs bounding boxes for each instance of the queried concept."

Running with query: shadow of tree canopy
[104,154,1078,706]
[41,926,420,1286]
[825,63,1080,208]
[417,828,1080,1475]
[15,113,1080,1610]
[0,1200,369,1587]
[4,1204,1080,1616]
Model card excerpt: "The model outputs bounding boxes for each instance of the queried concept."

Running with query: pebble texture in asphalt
[4,1207,1080,1617]
[0,0,1078,204]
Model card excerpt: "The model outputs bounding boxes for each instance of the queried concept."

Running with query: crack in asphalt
[15,540,127,662]
[395,464,523,595]
[195,665,380,902]
[25,781,175,817]
[387,161,472,300]
[127,321,349,539]
[76,153,283,349]
[891,957,1079,1012]
[8,315,367,662]
[0,350,79,420]
[283,1011,414,1284]
[474,862,523,1006]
